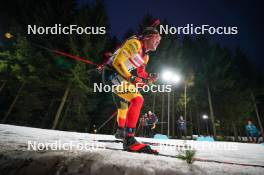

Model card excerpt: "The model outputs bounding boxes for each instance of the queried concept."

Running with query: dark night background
[79,0,264,69]
[1,0,263,67]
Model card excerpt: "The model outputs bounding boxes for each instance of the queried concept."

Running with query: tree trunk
[190,108,193,139]
[41,98,55,128]
[207,85,216,137]
[161,93,164,134]
[232,122,238,142]
[238,127,242,142]
[167,92,170,137]
[1,82,25,123]
[172,89,175,138]
[196,108,201,136]
[197,120,201,136]
[0,80,7,94]
[58,99,71,130]
[184,83,187,121]
[52,84,71,130]
[152,93,156,113]
[251,91,264,137]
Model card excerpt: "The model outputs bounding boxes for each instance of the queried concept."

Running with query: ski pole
[96,111,117,132]
[31,42,99,66]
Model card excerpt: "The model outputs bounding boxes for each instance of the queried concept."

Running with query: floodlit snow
[0,124,264,175]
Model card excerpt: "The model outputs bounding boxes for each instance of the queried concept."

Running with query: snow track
[0,124,263,175]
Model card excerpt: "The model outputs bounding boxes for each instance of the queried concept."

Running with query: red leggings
[126,96,144,128]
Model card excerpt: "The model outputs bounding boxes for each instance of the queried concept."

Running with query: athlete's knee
[130,96,144,107]
[120,101,128,109]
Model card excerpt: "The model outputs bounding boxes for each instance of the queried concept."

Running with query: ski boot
[115,127,125,139]
[123,128,158,154]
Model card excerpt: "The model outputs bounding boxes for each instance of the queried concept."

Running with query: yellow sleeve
[112,38,142,79]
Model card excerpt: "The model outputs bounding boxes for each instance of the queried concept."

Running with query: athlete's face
[145,34,161,51]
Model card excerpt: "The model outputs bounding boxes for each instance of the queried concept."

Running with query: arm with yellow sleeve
[112,38,142,80]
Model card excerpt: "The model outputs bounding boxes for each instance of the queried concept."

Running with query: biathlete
[103,26,161,154]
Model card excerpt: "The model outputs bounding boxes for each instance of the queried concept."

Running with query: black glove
[147,73,160,83]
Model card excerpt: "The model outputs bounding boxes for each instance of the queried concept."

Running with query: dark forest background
[0,0,263,141]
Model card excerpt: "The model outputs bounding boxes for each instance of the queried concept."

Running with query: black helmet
[142,27,159,37]
[141,19,160,37]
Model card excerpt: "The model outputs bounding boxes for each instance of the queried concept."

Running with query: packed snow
[0,124,264,175]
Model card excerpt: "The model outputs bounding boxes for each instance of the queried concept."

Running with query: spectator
[144,111,158,138]
[139,113,147,136]
[177,116,187,139]
[245,120,259,143]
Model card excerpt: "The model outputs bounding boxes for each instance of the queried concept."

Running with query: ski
[94,139,189,148]
[94,139,123,144]
[101,145,177,158]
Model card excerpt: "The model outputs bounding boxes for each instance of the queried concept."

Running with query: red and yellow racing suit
[109,36,150,134]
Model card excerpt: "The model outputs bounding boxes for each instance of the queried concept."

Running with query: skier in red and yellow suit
[104,27,161,153]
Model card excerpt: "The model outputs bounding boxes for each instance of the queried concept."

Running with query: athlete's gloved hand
[147,73,159,84]
[129,76,144,84]
[129,76,149,88]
